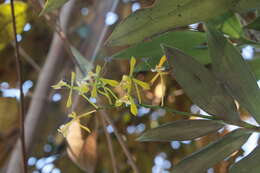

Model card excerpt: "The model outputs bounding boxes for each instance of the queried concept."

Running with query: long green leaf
[108,28,260,78]
[112,30,209,71]
[206,25,260,124]
[40,0,69,16]
[137,120,224,142]
[106,0,260,46]
[172,129,251,173]
[229,145,260,173]
[163,45,240,123]
[248,57,260,81]
[70,46,93,75]
[210,12,244,39]
[0,2,30,50]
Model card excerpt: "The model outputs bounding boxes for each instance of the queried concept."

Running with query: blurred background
[0,0,260,173]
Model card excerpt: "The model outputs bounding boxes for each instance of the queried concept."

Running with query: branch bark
[100,114,118,173]
[100,109,140,173]
[82,0,119,61]
[10,0,27,172]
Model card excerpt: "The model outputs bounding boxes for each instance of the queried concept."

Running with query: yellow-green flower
[76,81,90,95]
[52,71,98,109]
[117,57,150,115]
[87,65,119,104]
[115,95,138,115]
[52,72,76,108]
[119,57,150,104]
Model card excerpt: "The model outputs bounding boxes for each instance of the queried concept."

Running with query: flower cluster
[52,56,168,136]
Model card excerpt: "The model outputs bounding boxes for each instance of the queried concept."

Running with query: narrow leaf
[163,45,240,123]
[106,0,260,46]
[110,29,260,78]
[206,25,260,123]
[172,129,251,173]
[137,120,224,142]
[70,46,93,74]
[111,31,209,71]
[249,58,260,80]
[229,145,260,173]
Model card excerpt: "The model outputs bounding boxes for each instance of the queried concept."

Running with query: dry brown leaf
[66,120,97,173]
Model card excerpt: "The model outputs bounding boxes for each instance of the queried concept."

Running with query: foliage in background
[0,1,30,50]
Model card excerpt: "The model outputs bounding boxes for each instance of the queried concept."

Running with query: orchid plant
[52,56,168,136]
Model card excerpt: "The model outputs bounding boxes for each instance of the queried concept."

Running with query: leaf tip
[136,134,148,142]
[39,10,45,16]
[160,44,174,56]
[105,34,120,47]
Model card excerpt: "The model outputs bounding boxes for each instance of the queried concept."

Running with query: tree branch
[10,0,27,172]
[100,109,140,173]
[100,114,118,173]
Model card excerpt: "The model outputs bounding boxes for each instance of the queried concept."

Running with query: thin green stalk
[80,94,98,109]
[104,87,118,100]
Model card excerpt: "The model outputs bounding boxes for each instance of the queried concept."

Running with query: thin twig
[43,15,85,74]
[18,45,41,72]
[27,0,85,74]
[11,43,41,72]
[10,1,27,173]
[90,0,120,62]
[99,109,140,173]
[100,114,118,173]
